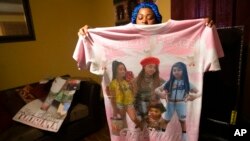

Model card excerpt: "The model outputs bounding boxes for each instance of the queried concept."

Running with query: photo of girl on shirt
[155,62,200,141]
[108,60,141,135]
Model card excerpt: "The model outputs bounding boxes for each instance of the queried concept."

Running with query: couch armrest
[70,79,102,119]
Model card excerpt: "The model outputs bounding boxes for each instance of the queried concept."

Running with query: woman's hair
[136,64,161,91]
[131,2,162,24]
[112,60,126,80]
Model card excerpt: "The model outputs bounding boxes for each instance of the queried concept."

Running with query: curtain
[171,0,250,127]
[171,0,234,27]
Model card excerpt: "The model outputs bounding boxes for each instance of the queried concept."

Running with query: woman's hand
[205,17,214,27]
[78,25,89,37]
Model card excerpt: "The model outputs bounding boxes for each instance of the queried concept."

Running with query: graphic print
[108,56,201,140]
[73,19,224,141]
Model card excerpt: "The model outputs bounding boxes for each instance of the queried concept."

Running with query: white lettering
[234,129,241,136]
[234,129,247,136]
[16,112,59,131]
[241,129,247,136]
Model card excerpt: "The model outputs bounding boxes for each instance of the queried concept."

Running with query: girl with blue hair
[155,62,199,141]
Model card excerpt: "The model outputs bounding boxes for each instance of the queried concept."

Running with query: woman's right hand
[78,25,89,37]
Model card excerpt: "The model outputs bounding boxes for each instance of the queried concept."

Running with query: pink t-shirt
[73,19,224,141]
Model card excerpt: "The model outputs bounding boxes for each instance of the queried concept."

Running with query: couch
[0,76,103,141]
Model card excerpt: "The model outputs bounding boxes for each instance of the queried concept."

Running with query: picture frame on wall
[0,0,35,43]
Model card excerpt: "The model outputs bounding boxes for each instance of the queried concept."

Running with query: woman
[74,2,220,140]
[78,2,214,36]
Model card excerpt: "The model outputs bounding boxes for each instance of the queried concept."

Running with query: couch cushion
[0,106,13,133]
[69,104,88,122]
[0,104,89,141]
[0,124,44,141]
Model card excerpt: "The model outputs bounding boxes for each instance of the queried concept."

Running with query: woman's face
[172,66,183,80]
[136,8,156,25]
[117,64,126,79]
[144,64,157,76]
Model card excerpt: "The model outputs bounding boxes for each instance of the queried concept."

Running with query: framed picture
[0,0,35,43]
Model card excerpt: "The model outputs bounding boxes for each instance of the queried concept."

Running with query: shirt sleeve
[73,36,94,70]
[73,37,85,70]
[201,26,224,72]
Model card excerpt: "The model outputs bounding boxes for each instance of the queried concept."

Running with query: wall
[156,0,171,22]
[0,0,171,90]
[0,0,114,90]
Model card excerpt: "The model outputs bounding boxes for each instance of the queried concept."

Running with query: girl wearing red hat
[132,56,165,129]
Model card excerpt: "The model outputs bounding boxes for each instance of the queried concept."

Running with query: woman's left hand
[205,17,214,27]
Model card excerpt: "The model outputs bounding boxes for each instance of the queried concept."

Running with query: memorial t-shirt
[73,18,224,141]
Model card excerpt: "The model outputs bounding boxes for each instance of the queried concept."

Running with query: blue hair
[131,2,162,24]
